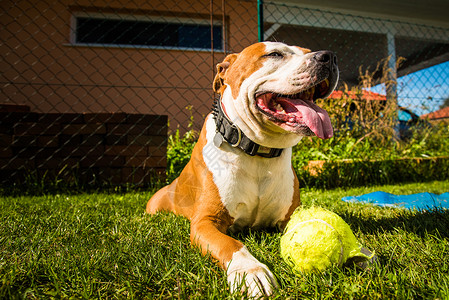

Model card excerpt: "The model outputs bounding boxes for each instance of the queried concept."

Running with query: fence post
[386,32,399,136]
[386,32,398,103]
[258,0,264,42]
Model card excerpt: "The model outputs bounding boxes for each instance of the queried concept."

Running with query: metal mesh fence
[1,0,448,187]
[264,2,449,113]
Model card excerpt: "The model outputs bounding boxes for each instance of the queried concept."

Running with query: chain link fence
[1,0,448,188]
[264,2,449,113]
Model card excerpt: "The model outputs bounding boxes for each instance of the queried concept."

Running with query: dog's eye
[265,52,284,58]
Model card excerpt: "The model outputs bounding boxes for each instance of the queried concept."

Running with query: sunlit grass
[1,180,448,299]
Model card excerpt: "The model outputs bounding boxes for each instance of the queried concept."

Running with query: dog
[146,42,339,297]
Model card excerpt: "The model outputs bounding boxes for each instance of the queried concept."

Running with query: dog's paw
[227,246,278,298]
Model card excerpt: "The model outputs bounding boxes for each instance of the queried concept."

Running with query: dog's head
[213,42,339,149]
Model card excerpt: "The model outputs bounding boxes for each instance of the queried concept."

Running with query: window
[72,13,223,50]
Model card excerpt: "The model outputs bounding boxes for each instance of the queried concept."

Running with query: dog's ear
[213,53,238,94]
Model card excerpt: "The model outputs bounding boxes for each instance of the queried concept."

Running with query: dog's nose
[313,51,337,72]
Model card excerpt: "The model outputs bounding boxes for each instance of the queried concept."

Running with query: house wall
[1,0,258,131]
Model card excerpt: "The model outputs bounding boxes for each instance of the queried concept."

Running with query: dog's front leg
[190,215,278,297]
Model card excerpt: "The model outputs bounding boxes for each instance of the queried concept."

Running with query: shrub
[166,128,198,183]
[166,121,448,188]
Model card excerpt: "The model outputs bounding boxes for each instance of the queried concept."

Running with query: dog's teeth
[289,117,296,123]
[276,103,284,112]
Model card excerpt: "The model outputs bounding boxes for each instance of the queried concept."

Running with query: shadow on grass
[340,207,449,239]
[228,205,449,242]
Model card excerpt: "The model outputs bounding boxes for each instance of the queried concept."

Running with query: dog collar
[212,97,284,158]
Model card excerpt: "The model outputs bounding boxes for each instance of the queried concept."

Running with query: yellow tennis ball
[280,206,372,273]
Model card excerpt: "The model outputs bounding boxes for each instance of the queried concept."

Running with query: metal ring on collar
[230,124,242,147]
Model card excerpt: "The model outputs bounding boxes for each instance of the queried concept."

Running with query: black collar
[212,97,284,158]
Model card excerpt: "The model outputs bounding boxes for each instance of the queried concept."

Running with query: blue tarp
[342,191,449,210]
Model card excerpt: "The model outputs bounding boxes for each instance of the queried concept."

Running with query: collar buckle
[230,124,242,147]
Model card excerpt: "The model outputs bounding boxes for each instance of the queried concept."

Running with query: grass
[1,180,448,299]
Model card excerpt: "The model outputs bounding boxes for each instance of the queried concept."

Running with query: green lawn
[1,180,448,299]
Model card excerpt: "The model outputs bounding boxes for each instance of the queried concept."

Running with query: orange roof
[421,106,449,120]
[329,90,387,101]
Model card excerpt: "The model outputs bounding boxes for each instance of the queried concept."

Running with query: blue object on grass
[342,191,449,210]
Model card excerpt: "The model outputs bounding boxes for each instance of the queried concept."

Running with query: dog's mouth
[255,79,333,139]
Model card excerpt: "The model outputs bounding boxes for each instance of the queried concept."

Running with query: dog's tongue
[283,98,333,139]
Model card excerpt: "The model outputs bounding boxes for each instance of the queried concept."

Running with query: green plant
[166,128,198,182]
[166,105,199,182]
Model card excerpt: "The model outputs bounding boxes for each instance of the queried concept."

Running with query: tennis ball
[280,206,373,273]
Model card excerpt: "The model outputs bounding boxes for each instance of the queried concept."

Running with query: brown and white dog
[146,42,339,297]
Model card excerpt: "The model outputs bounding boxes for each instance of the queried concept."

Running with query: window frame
[70,11,224,51]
